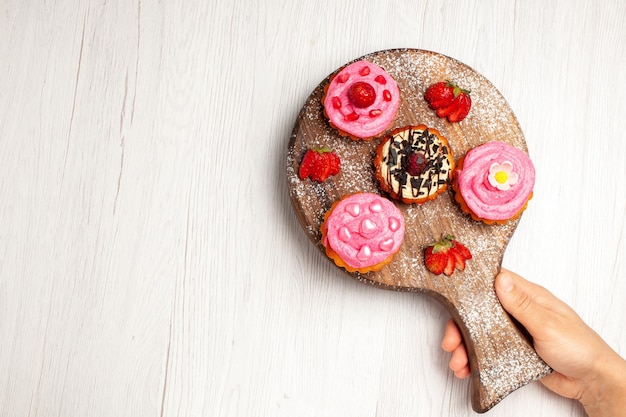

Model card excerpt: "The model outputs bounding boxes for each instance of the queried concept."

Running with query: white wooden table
[1,0,625,415]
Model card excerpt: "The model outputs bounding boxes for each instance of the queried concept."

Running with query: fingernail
[498,273,514,293]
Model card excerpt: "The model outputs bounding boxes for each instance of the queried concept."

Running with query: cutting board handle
[434,283,552,413]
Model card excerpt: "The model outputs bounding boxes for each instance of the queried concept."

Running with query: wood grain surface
[287,49,551,412]
[2,1,625,417]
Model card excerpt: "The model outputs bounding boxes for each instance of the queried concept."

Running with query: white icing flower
[488,161,518,191]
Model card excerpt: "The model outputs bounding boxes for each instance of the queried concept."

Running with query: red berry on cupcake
[347,81,376,108]
[424,234,472,276]
[425,81,472,123]
[299,148,341,183]
[405,151,428,176]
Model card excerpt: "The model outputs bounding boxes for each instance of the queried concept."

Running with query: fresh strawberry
[443,253,456,276]
[424,245,448,275]
[347,81,376,108]
[448,247,466,271]
[310,158,331,182]
[447,94,472,123]
[424,80,471,123]
[298,148,341,183]
[424,81,454,106]
[424,234,472,276]
[298,150,316,179]
[451,239,472,260]
[326,152,341,176]
[435,102,458,119]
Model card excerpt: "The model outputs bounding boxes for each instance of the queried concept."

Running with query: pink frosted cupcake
[322,60,401,140]
[452,141,535,224]
[321,193,405,273]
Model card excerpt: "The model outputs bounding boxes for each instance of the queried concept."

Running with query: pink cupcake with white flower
[322,60,401,140]
[452,141,535,224]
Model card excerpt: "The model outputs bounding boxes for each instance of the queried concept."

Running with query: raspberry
[405,152,428,176]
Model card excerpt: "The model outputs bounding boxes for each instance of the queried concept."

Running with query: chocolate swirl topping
[380,126,454,202]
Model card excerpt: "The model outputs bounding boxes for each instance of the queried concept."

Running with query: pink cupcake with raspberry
[322,60,401,140]
[321,193,405,273]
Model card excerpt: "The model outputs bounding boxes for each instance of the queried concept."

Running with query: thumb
[495,269,553,335]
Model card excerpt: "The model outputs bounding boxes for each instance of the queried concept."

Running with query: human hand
[441,269,626,417]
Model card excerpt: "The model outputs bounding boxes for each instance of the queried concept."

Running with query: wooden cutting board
[285,48,551,413]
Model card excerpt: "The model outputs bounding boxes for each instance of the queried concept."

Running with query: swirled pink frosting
[455,141,535,221]
[323,193,405,269]
[323,61,400,139]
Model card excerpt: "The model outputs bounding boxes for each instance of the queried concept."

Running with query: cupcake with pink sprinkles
[322,60,401,140]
